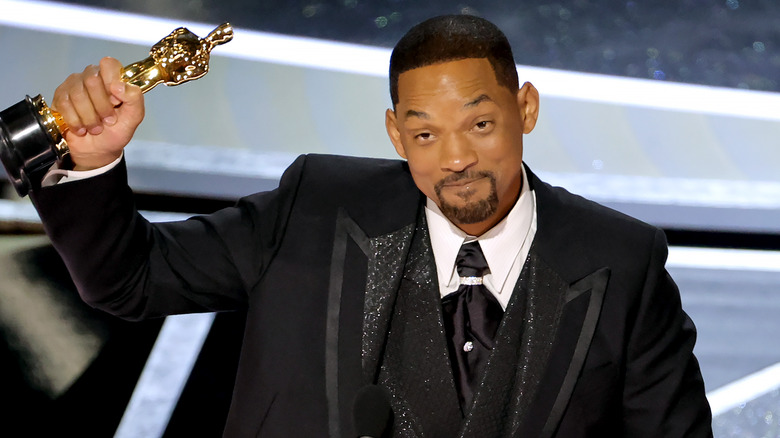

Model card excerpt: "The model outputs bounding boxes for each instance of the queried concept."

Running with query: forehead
[396,58,507,110]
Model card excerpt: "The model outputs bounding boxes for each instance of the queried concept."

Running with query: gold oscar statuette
[0,22,234,196]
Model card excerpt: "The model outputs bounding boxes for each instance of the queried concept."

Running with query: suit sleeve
[30,155,306,320]
[622,229,712,437]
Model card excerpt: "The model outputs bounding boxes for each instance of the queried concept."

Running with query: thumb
[110,81,145,126]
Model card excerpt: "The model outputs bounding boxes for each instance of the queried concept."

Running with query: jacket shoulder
[277,154,422,236]
[531,171,666,281]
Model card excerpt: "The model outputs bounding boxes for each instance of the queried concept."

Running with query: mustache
[434,170,495,191]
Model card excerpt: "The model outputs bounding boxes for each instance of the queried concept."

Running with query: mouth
[440,175,488,189]
[440,175,488,188]
[434,170,496,202]
[439,177,490,202]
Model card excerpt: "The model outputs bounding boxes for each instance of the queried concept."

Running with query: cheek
[407,165,440,200]
[482,125,523,162]
[479,129,522,160]
[404,148,438,178]
[409,168,435,190]
[479,139,523,190]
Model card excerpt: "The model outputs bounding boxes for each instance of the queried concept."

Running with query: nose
[439,134,477,173]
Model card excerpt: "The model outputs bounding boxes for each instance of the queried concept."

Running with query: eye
[414,131,436,144]
[475,120,492,130]
[472,120,494,134]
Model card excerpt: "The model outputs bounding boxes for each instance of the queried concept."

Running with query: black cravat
[441,241,504,411]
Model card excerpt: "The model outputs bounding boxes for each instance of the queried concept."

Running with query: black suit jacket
[31,154,712,437]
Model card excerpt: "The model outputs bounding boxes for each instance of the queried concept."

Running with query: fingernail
[104,116,117,125]
[76,127,87,136]
[89,126,104,135]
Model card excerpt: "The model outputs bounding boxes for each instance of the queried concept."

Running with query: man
[31,15,712,437]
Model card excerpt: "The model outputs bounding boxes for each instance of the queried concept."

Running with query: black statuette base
[0,95,59,197]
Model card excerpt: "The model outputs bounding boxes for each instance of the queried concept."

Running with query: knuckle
[70,85,87,102]
[51,88,64,105]
[84,74,103,89]
[52,88,72,110]
[65,72,81,83]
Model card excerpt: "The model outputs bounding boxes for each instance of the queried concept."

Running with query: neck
[454,217,501,237]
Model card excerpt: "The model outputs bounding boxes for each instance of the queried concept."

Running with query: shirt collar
[425,166,535,291]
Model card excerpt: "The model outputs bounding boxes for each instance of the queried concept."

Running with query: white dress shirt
[425,167,537,310]
[42,154,123,187]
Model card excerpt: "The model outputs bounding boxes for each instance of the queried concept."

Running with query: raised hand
[51,57,145,170]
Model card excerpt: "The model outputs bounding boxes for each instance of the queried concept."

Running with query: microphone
[353,385,392,438]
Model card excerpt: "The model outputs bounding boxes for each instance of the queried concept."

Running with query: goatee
[434,170,498,224]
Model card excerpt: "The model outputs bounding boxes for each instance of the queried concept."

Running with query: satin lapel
[326,208,372,438]
[328,205,418,438]
[517,264,611,438]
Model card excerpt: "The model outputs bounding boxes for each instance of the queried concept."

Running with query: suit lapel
[459,247,610,438]
[323,206,419,438]
[325,208,372,438]
[377,217,463,437]
[511,166,612,437]
[539,267,609,437]
[362,221,416,382]
[514,264,610,438]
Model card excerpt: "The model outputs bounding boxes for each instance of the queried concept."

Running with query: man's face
[386,58,539,236]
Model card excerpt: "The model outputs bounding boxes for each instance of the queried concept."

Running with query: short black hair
[389,15,519,105]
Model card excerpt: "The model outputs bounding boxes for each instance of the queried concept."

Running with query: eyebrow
[404,94,494,120]
[464,94,493,108]
[405,109,430,120]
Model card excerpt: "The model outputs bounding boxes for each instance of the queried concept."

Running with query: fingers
[48,57,146,170]
[52,57,124,136]
[84,66,116,133]
[99,57,124,107]
[52,71,87,136]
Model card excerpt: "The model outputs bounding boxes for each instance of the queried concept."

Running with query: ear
[385,108,407,159]
[516,81,540,134]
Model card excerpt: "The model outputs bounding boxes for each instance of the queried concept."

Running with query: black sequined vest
[376,222,563,438]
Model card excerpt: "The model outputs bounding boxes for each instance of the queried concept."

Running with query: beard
[434,170,499,224]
